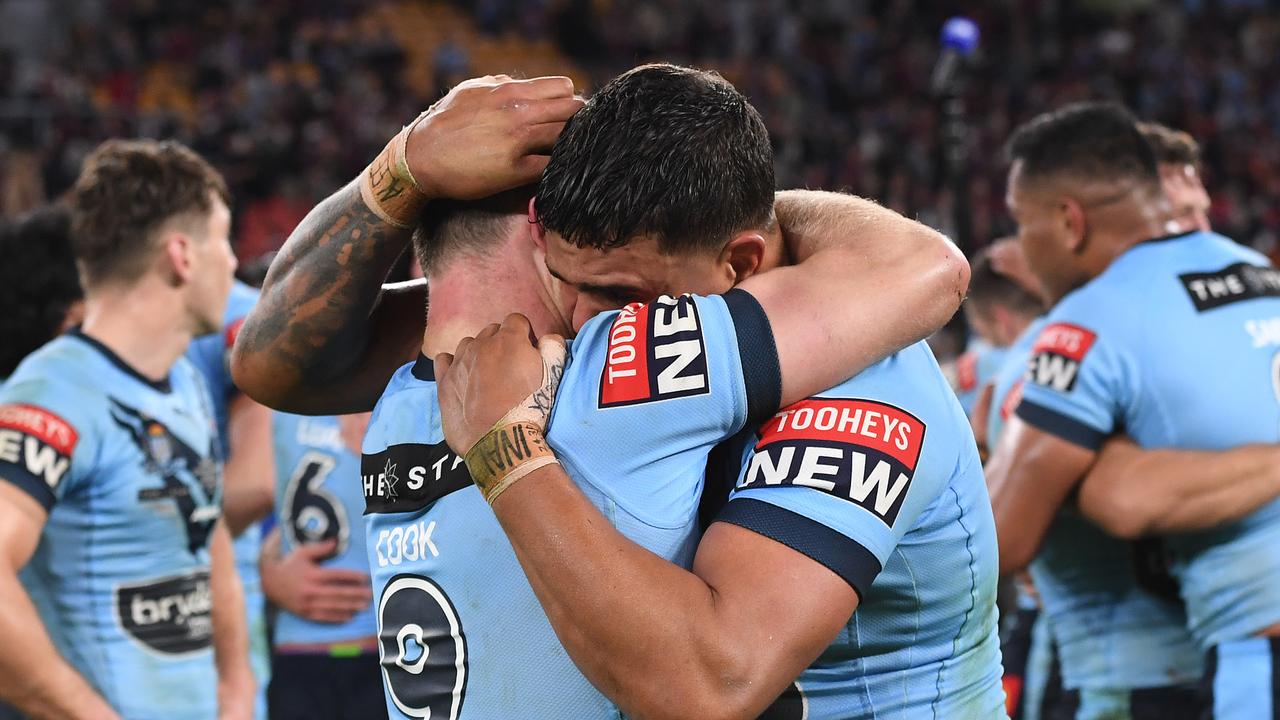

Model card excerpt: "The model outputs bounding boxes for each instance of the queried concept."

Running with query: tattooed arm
[230,76,583,415]
[231,180,425,415]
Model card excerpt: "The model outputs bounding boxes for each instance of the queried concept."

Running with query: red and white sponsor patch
[1028,323,1098,393]
[954,352,979,392]
[756,398,925,471]
[0,404,78,454]
[599,302,651,406]
[224,317,246,351]
[598,295,709,408]
[740,398,926,526]
[999,380,1025,421]
[1031,323,1097,362]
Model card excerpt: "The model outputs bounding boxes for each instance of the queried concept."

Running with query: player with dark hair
[0,139,253,719]
[987,101,1280,719]
[425,63,1002,719]
[0,207,84,380]
[232,68,983,718]
[1138,122,1211,234]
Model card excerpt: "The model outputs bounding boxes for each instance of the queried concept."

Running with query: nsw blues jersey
[0,331,222,719]
[361,290,779,719]
[995,320,1202,690]
[186,279,270,717]
[708,341,1007,718]
[273,412,375,644]
[1017,230,1280,650]
[952,338,1007,415]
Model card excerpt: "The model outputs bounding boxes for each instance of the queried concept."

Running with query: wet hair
[1005,102,1159,189]
[0,205,84,376]
[412,187,532,273]
[535,63,775,253]
[69,139,229,288]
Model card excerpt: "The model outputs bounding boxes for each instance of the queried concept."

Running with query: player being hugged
[0,141,252,720]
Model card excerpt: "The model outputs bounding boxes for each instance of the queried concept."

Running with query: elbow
[938,234,971,314]
[913,230,970,329]
[997,534,1036,576]
[1079,487,1150,540]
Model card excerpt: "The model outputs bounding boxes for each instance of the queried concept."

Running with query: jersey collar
[412,353,435,382]
[68,327,173,393]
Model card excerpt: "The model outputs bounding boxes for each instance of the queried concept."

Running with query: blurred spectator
[0,0,1275,267]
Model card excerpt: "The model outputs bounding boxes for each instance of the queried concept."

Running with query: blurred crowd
[0,0,1277,264]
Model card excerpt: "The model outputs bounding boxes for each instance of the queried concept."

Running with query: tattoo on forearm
[236,182,411,385]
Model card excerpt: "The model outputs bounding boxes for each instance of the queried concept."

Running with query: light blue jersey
[1017,231,1280,649]
[272,412,375,645]
[953,338,1007,415]
[994,316,1203,705]
[185,279,269,718]
[707,341,1007,718]
[361,291,779,719]
[0,331,222,719]
[1016,231,1280,717]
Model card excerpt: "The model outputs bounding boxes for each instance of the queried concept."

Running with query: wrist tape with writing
[359,112,430,229]
[461,336,567,504]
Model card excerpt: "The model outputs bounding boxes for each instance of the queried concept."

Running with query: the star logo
[383,458,399,498]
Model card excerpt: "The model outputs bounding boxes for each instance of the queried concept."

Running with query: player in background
[427,64,1002,719]
[987,102,1280,719]
[0,207,85,381]
[0,206,84,720]
[1138,122,1211,235]
[185,280,276,720]
[233,68,972,718]
[0,140,253,719]
[263,411,380,720]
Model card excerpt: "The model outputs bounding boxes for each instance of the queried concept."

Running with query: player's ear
[528,197,547,251]
[161,230,195,286]
[721,231,766,285]
[1059,196,1088,254]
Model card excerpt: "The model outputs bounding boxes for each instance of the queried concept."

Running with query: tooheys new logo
[599,295,709,407]
[115,571,213,655]
[739,398,926,526]
[1027,323,1097,393]
[0,404,78,491]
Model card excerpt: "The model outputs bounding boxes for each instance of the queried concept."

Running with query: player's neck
[80,278,193,384]
[421,265,550,359]
[1083,196,1169,280]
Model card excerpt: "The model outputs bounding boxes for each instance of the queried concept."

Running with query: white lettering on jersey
[1029,353,1080,392]
[1246,317,1280,348]
[376,521,439,567]
[654,339,706,394]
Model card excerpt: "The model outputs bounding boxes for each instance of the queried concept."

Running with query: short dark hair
[412,186,533,273]
[1006,102,1159,188]
[0,205,84,376]
[1138,121,1201,169]
[535,63,775,253]
[966,247,1044,317]
[69,139,229,288]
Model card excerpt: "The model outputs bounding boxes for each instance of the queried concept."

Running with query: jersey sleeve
[547,290,781,524]
[0,385,98,511]
[1014,309,1135,451]
[711,397,939,599]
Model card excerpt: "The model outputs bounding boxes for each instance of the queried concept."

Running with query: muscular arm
[221,394,276,535]
[0,483,119,720]
[985,417,1097,574]
[1079,438,1280,539]
[210,520,254,719]
[230,180,425,415]
[491,468,856,720]
[749,190,969,405]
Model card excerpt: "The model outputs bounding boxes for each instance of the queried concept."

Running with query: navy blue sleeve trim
[1015,400,1107,451]
[721,288,782,427]
[0,465,56,511]
[716,497,881,601]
